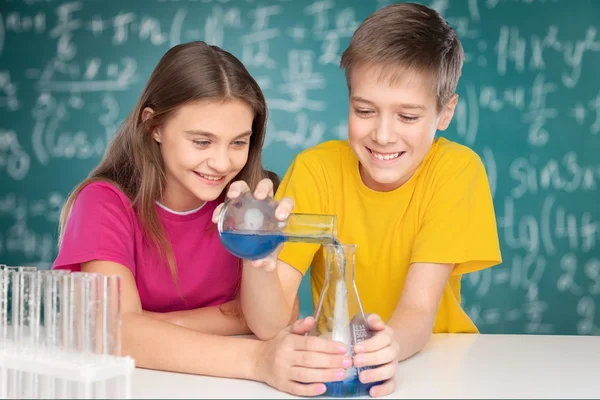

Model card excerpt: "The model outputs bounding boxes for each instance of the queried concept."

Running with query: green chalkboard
[1,0,599,335]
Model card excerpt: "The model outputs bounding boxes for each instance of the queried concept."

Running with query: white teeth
[371,150,400,161]
[198,173,222,181]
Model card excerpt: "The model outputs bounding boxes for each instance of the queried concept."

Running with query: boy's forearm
[387,305,435,362]
[122,311,261,380]
[151,300,251,336]
[241,261,294,339]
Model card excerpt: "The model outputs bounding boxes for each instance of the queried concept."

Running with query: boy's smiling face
[347,64,458,192]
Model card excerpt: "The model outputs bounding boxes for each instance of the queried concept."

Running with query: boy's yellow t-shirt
[274,137,502,333]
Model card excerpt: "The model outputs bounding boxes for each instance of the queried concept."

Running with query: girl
[53,41,348,397]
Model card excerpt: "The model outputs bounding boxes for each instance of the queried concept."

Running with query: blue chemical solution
[322,317,384,398]
[219,231,287,260]
[219,232,339,260]
[324,369,378,397]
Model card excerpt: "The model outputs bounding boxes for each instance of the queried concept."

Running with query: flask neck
[323,243,356,283]
[281,213,337,244]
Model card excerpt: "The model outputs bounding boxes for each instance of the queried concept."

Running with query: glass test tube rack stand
[0,265,135,399]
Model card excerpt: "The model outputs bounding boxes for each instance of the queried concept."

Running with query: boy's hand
[254,316,352,397]
[353,314,399,397]
[211,178,294,271]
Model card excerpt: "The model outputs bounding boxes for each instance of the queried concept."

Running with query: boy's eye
[354,108,373,117]
[399,115,419,122]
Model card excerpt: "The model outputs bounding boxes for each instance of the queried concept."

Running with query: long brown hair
[58,41,270,284]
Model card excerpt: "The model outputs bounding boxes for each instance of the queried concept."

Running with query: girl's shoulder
[74,180,137,223]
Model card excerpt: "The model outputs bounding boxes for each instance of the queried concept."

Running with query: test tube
[42,269,70,349]
[101,275,122,356]
[3,266,20,344]
[13,269,42,348]
[0,268,10,345]
[61,272,75,353]
[11,268,41,399]
[0,265,6,397]
[71,272,102,353]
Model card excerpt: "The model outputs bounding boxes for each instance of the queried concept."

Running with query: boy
[223,2,501,397]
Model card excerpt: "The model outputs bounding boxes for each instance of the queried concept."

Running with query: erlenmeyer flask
[309,243,381,397]
[217,192,337,260]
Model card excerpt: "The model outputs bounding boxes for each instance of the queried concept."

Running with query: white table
[132,334,600,398]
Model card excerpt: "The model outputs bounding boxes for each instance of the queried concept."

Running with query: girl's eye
[232,140,248,146]
[193,140,210,146]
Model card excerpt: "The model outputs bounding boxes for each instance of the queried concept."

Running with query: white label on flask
[352,322,369,343]
[350,318,375,375]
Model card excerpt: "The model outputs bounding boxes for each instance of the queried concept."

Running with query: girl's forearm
[145,300,251,336]
[122,311,260,379]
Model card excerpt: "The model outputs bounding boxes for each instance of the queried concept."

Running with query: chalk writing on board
[0,10,46,57]
[585,258,600,296]
[1,0,599,337]
[31,93,115,165]
[304,0,359,66]
[0,192,62,267]
[454,73,562,148]
[242,5,280,70]
[569,90,600,135]
[495,25,600,88]
[0,71,19,111]
[0,193,63,222]
[32,56,138,92]
[0,13,3,57]
[498,195,599,257]
[269,49,326,113]
[0,129,30,180]
[333,120,347,140]
[266,112,326,149]
[454,83,479,146]
[509,153,600,199]
[205,5,242,48]
[557,253,583,295]
[576,296,600,335]
[481,146,497,199]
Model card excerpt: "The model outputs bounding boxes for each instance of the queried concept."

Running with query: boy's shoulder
[429,137,483,169]
[423,137,486,183]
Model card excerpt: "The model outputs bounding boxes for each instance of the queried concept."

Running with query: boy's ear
[142,107,161,143]
[437,94,459,131]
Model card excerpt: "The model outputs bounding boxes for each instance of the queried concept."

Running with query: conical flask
[309,243,381,397]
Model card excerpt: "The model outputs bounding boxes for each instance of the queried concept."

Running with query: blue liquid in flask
[220,232,337,260]
[219,231,287,260]
[324,368,377,397]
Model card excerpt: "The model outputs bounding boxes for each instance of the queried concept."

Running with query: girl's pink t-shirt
[52,181,240,312]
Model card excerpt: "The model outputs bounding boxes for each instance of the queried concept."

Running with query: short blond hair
[340,2,464,112]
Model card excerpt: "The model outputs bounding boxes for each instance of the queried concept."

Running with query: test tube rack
[0,266,135,399]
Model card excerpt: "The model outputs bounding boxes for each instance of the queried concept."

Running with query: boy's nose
[373,119,396,146]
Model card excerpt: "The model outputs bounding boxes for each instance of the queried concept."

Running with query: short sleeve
[410,155,502,276]
[274,153,328,276]
[52,182,137,276]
